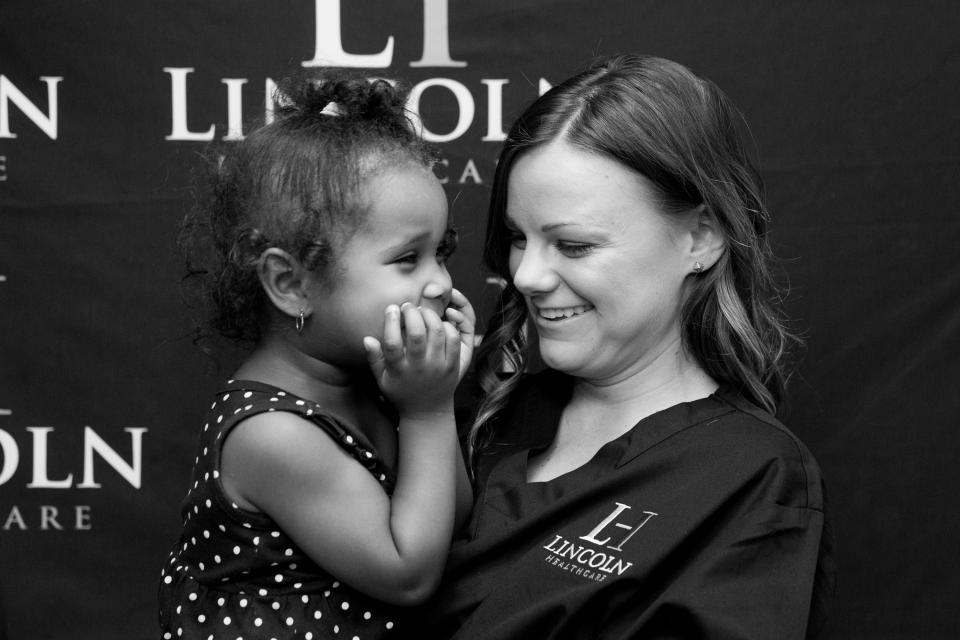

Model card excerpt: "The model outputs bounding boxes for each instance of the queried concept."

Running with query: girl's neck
[232,334,375,410]
[231,333,400,477]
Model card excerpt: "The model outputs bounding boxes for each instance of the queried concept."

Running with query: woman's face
[506,140,695,384]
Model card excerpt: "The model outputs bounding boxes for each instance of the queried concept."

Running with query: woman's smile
[533,303,595,322]
[507,140,692,381]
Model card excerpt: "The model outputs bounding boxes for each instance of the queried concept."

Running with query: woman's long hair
[468,54,801,462]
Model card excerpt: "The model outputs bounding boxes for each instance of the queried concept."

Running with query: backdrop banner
[2,2,959,638]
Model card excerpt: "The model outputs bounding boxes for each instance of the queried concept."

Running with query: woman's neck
[572,337,716,408]
[558,337,718,448]
[527,339,720,484]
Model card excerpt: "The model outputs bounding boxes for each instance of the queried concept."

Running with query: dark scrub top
[426,369,834,640]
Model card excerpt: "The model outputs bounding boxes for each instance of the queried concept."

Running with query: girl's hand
[363,302,461,417]
[443,288,476,381]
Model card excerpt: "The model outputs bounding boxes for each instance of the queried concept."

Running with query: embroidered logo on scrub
[542,502,657,583]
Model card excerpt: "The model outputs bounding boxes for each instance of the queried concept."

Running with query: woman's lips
[535,304,595,321]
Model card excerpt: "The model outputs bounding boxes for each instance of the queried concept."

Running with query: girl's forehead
[356,163,449,235]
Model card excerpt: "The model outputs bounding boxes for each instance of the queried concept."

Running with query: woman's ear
[257,248,310,319]
[688,204,726,272]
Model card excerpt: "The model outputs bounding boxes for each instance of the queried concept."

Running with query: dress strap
[221,379,397,494]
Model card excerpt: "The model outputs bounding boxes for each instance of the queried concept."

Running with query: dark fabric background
[1,2,958,637]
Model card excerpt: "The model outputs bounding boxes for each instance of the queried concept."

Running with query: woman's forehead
[506,144,664,230]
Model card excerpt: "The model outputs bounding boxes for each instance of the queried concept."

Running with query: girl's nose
[421,264,453,310]
[511,248,559,295]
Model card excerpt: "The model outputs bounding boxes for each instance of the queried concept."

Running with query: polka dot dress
[158,380,404,639]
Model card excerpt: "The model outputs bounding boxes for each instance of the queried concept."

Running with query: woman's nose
[511,247,559,295]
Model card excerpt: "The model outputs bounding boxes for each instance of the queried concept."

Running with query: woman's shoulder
[711,386,818,461]
[458,367,570,429]
[513,368,572,403]
[679,385,826,511]
[500,369,572,426]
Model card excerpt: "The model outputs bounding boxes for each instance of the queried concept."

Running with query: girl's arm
[222,303,466,605]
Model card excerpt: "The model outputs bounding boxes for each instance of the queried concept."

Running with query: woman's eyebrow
[541,221,581,232]
[504,215,582,232]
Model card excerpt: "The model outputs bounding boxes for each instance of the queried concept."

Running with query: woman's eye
[557,241,593,257]
[508,232,526,250]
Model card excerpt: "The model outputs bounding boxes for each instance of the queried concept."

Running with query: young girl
[158,70,475,639]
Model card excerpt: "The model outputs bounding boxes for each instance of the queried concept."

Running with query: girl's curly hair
[179,68,435,347]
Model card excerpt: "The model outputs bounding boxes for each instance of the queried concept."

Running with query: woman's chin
[538,344,589,376]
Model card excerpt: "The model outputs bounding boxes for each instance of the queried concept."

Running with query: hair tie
[320,101,343,117]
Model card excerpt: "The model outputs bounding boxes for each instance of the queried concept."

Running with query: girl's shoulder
[212,379,358,444]
[221,410,352,498]
[214,380,396,494]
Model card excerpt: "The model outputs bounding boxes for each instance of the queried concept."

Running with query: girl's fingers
[449,288,477,324]
[420,306,446,361]
[444,307,475,336]
[442,320,461,368]
[381,305,404,365]
[448,287,468,308]
[401,302,427,359]
[363,336,385,378]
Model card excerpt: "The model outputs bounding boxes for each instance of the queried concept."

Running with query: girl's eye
[437,229,459,263]
[508,232,526,250]
[395,253,418,266]
[556,241,593,258]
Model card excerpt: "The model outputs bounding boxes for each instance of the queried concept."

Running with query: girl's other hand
[443,288,476,381]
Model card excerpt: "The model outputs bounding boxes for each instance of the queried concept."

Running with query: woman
[426,55,834,639]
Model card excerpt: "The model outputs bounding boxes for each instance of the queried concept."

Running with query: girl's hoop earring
[295,309,305,334]
[693,261,704,274]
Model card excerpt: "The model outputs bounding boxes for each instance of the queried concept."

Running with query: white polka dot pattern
[158,380,402,638]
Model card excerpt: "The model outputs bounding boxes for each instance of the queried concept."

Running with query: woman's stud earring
[296,309,305,334]
[693,262,704,274]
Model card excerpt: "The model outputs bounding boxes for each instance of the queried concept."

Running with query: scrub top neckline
[485,370,738,497]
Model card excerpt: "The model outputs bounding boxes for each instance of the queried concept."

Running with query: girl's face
[505,141,694,384]
[306,162,454,369]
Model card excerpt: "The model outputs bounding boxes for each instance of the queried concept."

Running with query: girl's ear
[257,248,310,319]
[687,204,726,272]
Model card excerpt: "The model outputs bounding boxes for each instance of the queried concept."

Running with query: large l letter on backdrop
[303,0,466,68]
